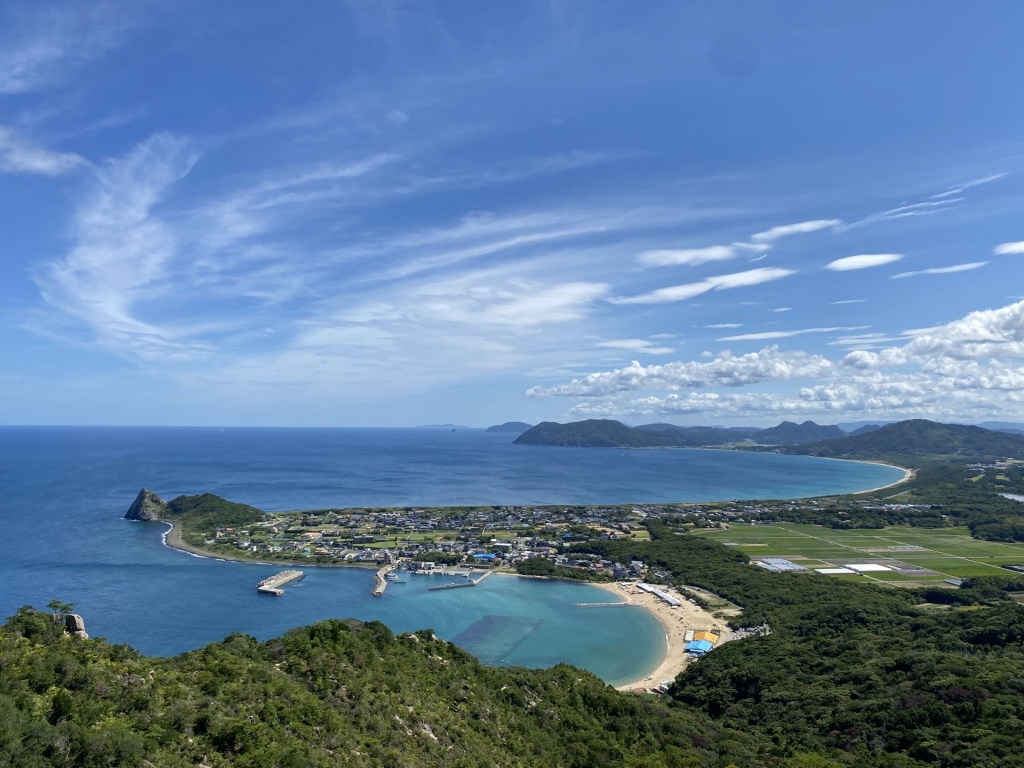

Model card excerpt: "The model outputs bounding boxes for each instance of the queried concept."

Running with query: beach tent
[686,639,714,654]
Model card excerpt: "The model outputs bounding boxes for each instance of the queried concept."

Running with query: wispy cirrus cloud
[0,126,88,175]
[751,219,840,242]
[930,173,1008,199]
[718,326,853,341]
[611,266,795,305]
[595,338,675,354]
[0,3,137,94]
[892,261,988,279]
[825,253,902,271]
[35,133,202,360]
[637,245,737,266]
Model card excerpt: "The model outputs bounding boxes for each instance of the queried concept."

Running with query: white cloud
[0,126,88,175]
[995,241,1024,255]
[418,279,609,327]
[0,4,135,94]
[595,339,674,354]
[638,245,736,267]
[718,327,847,341]
[931,173,1008,200]
[826,253,902,271]
[751,219,840,242]
[612,267,795,305]
[36,133,200,360]
[892,262,987,279]
[769,307,791,313]
[831,299,866,305]
[527,346,835,397]
[529,298,1024,422]
[842,200,961,230]
[706,323,742,329]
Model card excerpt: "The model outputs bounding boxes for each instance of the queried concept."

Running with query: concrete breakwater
[257,570,304,595]
[427,569,493,591]
[372,564,396,596]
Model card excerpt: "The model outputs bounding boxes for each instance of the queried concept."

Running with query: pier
[257,570,304,595]
[373,564,397,596]
[427,569,493,591]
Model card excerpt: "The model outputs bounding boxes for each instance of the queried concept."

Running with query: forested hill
[515,419,849,448]
[1,605,750,767]
[788,419,1024,461]
[514,419,681,447]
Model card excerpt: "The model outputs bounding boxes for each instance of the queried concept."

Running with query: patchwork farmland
[691,524,1024,586]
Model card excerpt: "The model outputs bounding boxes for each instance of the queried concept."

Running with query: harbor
[256,570,304,595]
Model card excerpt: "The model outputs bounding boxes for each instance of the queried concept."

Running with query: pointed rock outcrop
[124,488,167,521]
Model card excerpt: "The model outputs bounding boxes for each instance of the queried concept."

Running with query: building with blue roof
[685,639,714,655]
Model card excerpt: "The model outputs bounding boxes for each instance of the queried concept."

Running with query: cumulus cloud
[637,245,736,266]
[528,298,1024,422]
[751,219,840,242]
[826,253,902,271]
[0,126,88,175]
[892,262,987,279]
[995,241,1024,255]
[527,346,836,397]
[611,267,794,305]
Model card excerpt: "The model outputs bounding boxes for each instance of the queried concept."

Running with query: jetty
[373,564,397,597]
[257,570,304,595]
[427,569,493,591]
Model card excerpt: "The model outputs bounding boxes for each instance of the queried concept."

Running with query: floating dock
[257,570,304,595]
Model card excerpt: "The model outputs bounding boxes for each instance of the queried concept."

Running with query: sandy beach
[592,581,734,692]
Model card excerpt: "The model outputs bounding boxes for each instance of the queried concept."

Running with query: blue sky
[2,1,1024,427]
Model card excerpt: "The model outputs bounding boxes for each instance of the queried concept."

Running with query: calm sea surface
[0,427,903,685]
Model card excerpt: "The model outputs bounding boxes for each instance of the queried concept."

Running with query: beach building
[685,639,714,655]
[693,630,718,643]
[636,583,683,607]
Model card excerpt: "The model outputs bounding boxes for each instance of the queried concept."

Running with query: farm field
[691,524,1024,586]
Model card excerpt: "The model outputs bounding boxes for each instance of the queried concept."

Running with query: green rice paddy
[691,524,1024,586]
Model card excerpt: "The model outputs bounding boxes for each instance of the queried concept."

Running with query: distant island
[514,418,1024,460]
[515,418,847,448]
[484,421,533,433]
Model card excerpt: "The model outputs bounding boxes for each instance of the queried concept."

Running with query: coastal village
[199,497,940,574]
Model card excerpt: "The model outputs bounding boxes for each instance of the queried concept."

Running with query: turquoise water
[0,426,901,684]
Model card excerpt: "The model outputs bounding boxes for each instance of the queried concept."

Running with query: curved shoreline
[159,521,376,570]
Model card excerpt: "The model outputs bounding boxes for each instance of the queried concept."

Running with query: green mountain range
[788,419,1024,461]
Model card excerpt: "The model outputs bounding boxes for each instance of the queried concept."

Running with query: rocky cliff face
[124,488,167,521]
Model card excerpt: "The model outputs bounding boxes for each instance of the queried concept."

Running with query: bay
[0,426,903,685]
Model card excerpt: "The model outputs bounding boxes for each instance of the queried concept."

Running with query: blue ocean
[0,426,903,685]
